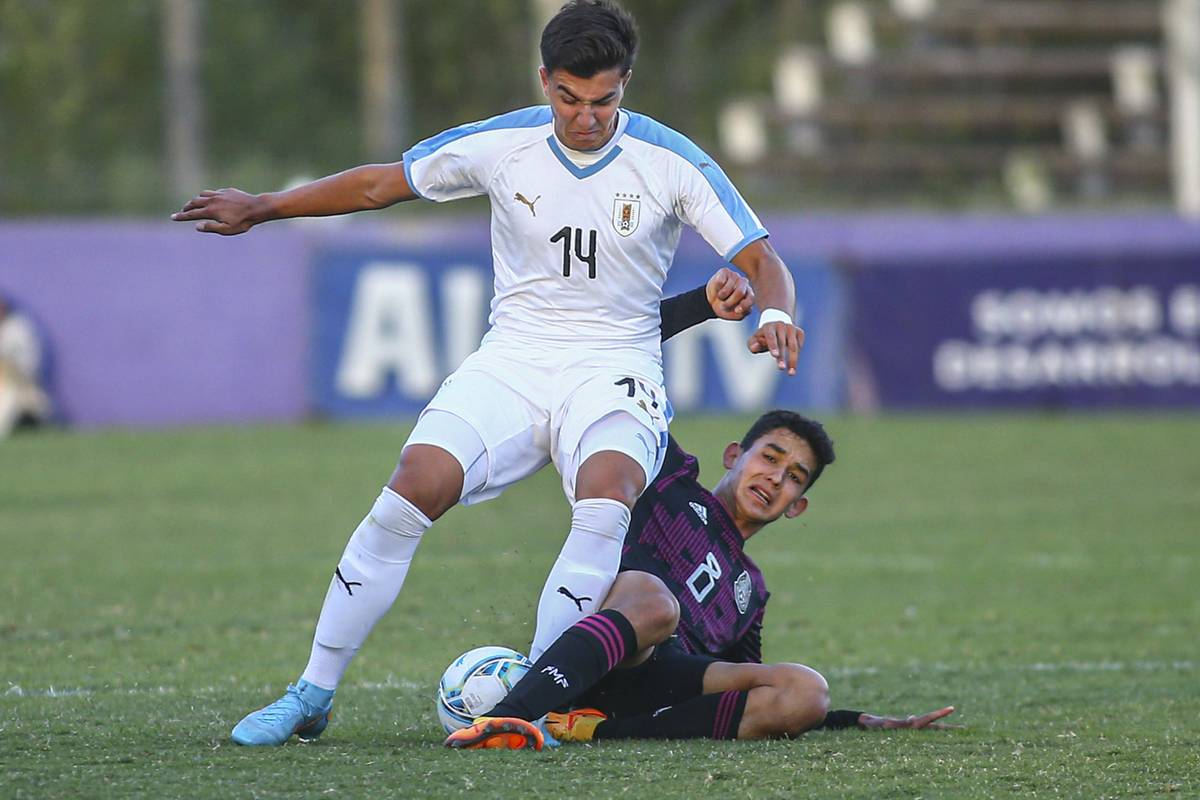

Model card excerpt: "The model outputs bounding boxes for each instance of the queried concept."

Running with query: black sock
[491,609,638,721]
[817,709,864,729]
[593,690,749,740]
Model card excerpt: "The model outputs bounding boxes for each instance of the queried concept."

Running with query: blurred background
[1,0,1198,431]
[4,7,1199,793]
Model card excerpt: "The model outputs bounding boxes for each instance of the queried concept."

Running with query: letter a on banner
[336,264,438,398]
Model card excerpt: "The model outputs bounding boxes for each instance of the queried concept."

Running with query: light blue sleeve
[624,113,768,261]
[403,107,552,202]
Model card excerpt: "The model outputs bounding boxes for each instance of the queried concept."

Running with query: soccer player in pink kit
[172,0,804,747]
[469,411,957,747]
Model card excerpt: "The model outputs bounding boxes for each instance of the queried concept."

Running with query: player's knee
[575,480,641,509]
[574,451,646,509]
[640,581,680,644]
[604,571,679,646]
[388,445,464,520]
[773,664,830,735]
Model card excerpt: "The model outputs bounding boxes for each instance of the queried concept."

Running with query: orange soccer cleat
[443,716,545,751]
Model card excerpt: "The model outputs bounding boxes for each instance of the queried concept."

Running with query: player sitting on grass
[447,410,956,749]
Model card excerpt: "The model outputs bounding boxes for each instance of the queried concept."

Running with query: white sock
[529,498,631,661]
[300,487,430,690]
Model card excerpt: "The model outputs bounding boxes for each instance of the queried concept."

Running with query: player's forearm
[747,257,795,317]
[659,286,716,342]
[257,163,414,222]
[732,242,795,317]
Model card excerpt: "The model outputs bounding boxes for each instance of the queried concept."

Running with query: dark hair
[540,0,639,77]
[739,410,836,492]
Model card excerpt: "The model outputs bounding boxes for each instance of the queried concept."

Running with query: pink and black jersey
[620,437,769,663]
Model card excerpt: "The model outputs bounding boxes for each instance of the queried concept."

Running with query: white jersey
[402,106,767,364]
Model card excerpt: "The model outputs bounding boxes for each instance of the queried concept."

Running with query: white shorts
[404,340,672,505]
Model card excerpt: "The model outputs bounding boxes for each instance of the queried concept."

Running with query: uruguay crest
[734,570,752,615]
[612,197,640,236]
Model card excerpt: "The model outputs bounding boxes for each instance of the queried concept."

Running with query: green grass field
[2,414,1198,798]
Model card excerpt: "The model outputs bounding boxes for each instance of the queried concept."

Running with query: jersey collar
[546,111,628,179]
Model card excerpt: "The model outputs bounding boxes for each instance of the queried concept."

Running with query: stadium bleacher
[723,0,1170,208]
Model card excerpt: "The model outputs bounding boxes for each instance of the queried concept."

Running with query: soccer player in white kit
[172,0,803,748]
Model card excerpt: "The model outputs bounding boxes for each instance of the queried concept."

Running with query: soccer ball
[436,645,532,734]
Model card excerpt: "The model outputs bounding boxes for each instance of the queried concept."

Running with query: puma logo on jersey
[514,192,541,216]
[689,502,708,525]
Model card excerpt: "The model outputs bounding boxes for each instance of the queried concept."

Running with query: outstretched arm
[857,706,959,729]
[171,162,417,235]
[659,267,755,342]
[730,239,804,375]
[820,706,959,730]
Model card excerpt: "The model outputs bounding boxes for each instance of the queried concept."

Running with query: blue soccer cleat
[230,680,334,746]
[534,715,561,749]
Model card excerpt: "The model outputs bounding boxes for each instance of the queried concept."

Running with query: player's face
[721,428,815,528]
[540,66,631,151]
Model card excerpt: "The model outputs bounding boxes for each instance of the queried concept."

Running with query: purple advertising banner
[307,232,845,418]
[0,222,310,426]
[847,244,1200,410]
[3,216,1198,427]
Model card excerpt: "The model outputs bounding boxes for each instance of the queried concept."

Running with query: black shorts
[574,637,717,718]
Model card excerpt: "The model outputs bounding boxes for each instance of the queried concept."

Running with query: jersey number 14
[550,226,598,278]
